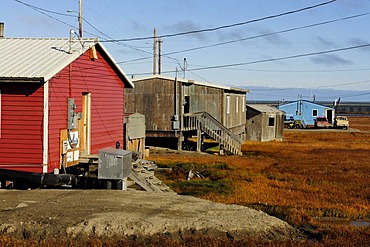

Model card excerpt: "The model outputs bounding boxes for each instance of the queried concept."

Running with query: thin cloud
[310,54,353,66]
[337,0,369,10]
[20,15,61,30]
[348,38,370,51]
[255,27,291,47]
[315,37,336,49]
[163,21,207,41]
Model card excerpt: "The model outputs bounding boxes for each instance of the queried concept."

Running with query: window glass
[268,117,275,126]
[312,109,318,117]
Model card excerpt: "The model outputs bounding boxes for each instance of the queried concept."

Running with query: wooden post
[177,79,183,151]
[196,127,202,152]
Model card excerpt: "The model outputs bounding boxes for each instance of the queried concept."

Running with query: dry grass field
[1,117,369,246]
[151,116,370,246]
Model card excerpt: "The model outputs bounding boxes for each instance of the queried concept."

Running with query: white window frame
[312,109,318,117]
[236,97,239,113]
[242,96,245,112]
[226,95,230,114]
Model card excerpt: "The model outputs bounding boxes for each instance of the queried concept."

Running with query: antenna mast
[153,28,157,75]
[158,38,163,75]
[79,0,83,38]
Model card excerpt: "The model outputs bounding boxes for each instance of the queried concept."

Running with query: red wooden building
[0,38,133,174]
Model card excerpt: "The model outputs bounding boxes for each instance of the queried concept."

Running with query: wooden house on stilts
[125,75,249,155]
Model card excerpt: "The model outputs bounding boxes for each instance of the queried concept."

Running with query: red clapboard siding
[47,47,125,171]
[0,83,44,171]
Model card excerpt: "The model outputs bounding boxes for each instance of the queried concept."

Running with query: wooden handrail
[183,112,242,155]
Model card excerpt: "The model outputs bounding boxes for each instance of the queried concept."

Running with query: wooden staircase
[183,112,243,155]
[129,159,176,194]
[79,154,175,193]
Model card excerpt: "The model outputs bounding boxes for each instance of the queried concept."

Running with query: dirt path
[0,189,300,241]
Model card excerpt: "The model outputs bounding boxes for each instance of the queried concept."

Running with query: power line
[117,12,369,65]
[164,13,370,56]
[102,0,337,42]
[83,1,140,37]
[249,79,370,91]
[13,0,77,29]
[14,0,76,17]
[213,68,370,73]
[13,0,154,56]
[127,43,370,76]
[315,79,370,89]
[186,43,370,72]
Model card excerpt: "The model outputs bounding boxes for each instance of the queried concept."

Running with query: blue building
[277,100,335,127]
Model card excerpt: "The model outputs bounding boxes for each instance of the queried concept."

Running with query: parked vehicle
[314,116,330,128]
[292,119,306,129]
[284,115,295,128]
[334,116,349,129]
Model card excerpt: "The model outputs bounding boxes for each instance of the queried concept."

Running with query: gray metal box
[98,148,132,179]
[172,120,180,130]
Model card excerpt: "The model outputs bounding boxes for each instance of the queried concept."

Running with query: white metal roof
[0,38,133,87]
[246,104,284,114]
[133,75,250,93]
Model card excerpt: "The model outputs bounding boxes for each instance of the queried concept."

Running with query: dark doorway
[184,96,190,114]
[326,110,333,123]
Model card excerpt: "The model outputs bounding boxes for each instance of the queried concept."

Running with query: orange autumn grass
[152,116,370,226]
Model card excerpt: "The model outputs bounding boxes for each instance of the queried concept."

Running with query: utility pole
[158,38,163,75]
[79,0,83,38]
[183,58,187,79]
[153,28,157,75]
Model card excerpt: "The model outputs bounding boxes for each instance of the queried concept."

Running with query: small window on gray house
[268,117,275,127]
[226,95,230,114]
[312,109,318,117]
[242,96,245,112]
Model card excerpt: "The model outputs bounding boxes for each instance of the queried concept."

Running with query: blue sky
[2,0,370,101]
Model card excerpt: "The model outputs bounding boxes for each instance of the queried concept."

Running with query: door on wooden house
[80,93,91,155]
[184,96,190,114]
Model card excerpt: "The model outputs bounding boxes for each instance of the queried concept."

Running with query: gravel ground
[0,189,300,241]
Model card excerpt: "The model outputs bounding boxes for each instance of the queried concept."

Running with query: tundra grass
[152,116,370,243]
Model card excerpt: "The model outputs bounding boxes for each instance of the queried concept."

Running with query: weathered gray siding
[185,84,223,122]
[125,78,175,134]
[246,105,283,142]
[223,92,246,129]
[126,76,247,141]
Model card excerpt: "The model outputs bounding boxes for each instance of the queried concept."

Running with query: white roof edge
[132,75,249,92]
[96,42,134,88]
[246,104,284,113]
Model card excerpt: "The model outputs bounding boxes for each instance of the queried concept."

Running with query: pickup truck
[314,116,331,128]
[334,116,349,129]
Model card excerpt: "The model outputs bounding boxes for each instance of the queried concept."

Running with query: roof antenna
[69,29,84,53]
[69,29,75,53]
